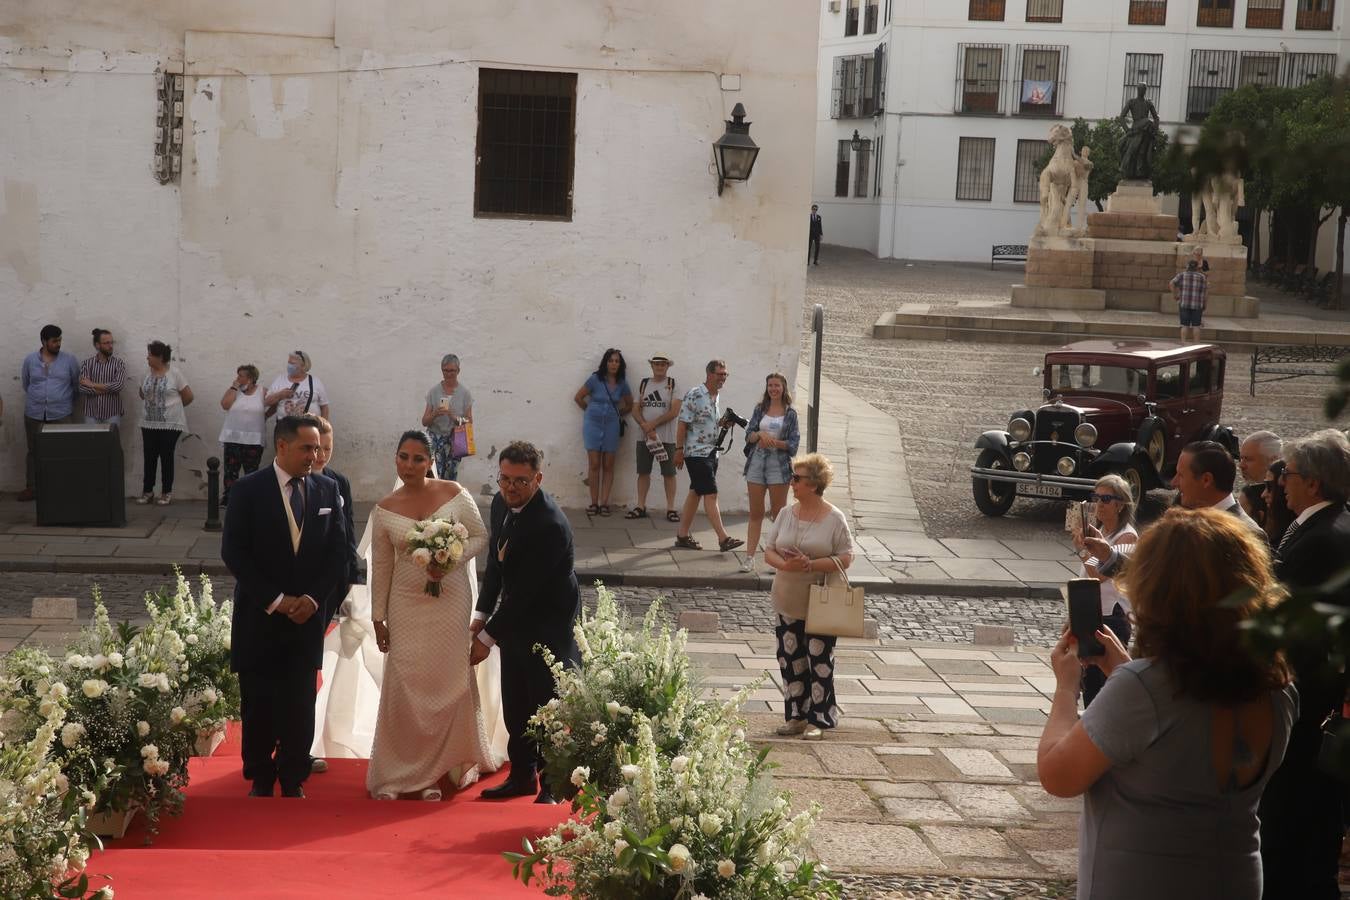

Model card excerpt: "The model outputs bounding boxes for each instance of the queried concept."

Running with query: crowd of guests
[1050,426,1350,899]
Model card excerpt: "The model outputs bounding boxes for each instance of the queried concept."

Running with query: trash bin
[35,423,127,526]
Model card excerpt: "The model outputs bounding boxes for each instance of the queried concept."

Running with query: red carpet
[89,726,567,899]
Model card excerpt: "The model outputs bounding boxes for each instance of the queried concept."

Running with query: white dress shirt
[471,504,525,648]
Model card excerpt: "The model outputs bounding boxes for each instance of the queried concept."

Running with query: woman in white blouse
[218,364,269,505]
[762,453,855,740]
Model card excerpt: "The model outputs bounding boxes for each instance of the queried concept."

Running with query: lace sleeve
[457,493,489,563]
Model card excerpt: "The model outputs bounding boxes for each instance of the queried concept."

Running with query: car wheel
[1110,459,1148,504]
[972,449,1016,517]
[1139,420,1166,472]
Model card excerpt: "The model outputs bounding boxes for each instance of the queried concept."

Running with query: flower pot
[88,807,139,839]
[193,723,228,757]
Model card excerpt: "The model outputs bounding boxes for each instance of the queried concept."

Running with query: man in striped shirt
[79,328,126,426]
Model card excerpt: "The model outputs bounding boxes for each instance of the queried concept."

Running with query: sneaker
[739,555,756,574]
[135,493,154,505]
[775,720,809,736]
[802,726,825,741]
[156,494,172,506]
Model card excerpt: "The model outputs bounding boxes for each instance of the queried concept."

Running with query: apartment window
[956,44,1007,115]
[1026,0,1064,22]
[1284,51,1337,85]
[854,140,872,197]
[1197,0,1235,26]
[1014,139,1050,203]
[474,69,576,220]
[873,135,885,197]
[956,137,995,201]
[845,0,859,36]
[864,0,879,33]
[1128,0,1168,24]
[1246,0,1285,28]
[969,0,1006,21]
[1123,53,1164,109]
[1296,0,1335,29]
[835,140,852,197]
[1015,45,1067,117]
[831,52,883,118]
[1187,49,1237,122]
[1238,51,1281,87]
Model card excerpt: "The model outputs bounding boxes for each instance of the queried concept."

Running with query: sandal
[586,504,600,516]
[625,507,649,519]
[598,505,611,517]
[674,535,702,550]
[665,510,680,523]
[718,536,745,553]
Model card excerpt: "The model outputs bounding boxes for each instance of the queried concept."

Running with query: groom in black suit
[221,414,349,798]
[471,440,580,804]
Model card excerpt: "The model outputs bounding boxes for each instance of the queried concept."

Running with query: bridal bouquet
[405,516,469,598]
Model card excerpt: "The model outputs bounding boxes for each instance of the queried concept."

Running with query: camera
[714,408,749,456]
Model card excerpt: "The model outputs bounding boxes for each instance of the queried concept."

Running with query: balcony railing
[969,0,1006,21]
[1197,4,1235,26]
[1128,0,1167,24]
[1296,6,1334,28]
[1187,85,1231,122]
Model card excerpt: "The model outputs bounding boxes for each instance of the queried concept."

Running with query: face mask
[286,363,302,378]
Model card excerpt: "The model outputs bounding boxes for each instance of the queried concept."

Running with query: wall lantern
[850,129,864,152]
[714,103,760,195]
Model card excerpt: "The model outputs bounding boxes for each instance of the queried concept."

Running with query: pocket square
[318,507,333,516]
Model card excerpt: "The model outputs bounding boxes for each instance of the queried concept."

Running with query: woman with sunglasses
[1073,474,1138,707]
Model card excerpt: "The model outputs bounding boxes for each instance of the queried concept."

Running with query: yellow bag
[805,556,865,638]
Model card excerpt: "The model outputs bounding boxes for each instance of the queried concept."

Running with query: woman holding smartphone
[1072,474,1138,707]
[421,354,473,480]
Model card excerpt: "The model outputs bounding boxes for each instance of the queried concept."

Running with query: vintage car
[970,341,1239,516]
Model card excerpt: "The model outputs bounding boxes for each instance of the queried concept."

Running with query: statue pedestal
[1105,181,1162,215]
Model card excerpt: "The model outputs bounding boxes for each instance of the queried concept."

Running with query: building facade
[0,1,818,507]
[813,0,1347,262]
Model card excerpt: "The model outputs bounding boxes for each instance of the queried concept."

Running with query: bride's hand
[374,620,390,653]
[426,563,448,581]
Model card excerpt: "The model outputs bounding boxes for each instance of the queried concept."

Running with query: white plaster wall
[0,1,820,509]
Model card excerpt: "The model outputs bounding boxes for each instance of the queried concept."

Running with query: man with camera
[673,359,745,553]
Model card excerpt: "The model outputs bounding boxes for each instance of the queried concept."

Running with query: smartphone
[1079,500,1089,535]
[1066,578,1105,658]
[438,396,450,411]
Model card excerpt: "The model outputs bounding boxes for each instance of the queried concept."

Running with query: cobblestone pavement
[804,250,1350,540]
[838,874,1074,899]
[0,574,1065,647]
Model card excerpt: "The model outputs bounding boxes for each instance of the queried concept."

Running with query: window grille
[1197,0,1235,26]
[1026,0,1064,22]
[835,140,852,197]
[1128,0,1168,25]
[854,140,872,197]
[832,52,883,118]
[1296,0,1335,30]
[1186,49,1237,122]
[1123,53,1164,109]
[474,68,576,220]
[845,0,859,36]
[1238,52,1281,88]
[956,44,1007,115]
[1245,0,1285,28]
[1283,52,1337,85]
[1014,45,1067,117]
[1014,139,1050,203]
[956,137,995,202]
[969,0,1006,20]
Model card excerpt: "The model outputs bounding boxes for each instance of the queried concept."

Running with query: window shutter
[874,44,886,114]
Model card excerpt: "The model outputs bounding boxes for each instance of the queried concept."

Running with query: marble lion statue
[1036,124,1075,238]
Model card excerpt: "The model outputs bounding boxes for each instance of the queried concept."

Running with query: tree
[1037,117,1180,212]
[1276,82,1350,307]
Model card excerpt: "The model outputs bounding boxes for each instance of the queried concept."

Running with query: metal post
[204,457,222,532]
[808,303,824,453]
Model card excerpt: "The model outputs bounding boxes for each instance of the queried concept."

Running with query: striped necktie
[1276,518,1301,558]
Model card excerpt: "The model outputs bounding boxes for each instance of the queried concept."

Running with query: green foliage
[1034,116,1177,210]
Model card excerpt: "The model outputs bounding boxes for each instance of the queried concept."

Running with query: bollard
[808,303,824,452]
[204,456,222,532]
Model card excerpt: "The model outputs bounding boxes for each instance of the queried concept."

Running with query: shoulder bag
[805,555,865,638]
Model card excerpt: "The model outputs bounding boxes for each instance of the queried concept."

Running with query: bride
[355,430,504,800]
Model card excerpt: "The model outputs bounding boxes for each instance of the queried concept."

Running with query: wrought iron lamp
[713,103,760,195]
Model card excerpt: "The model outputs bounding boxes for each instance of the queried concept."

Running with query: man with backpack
[626,354,682,523]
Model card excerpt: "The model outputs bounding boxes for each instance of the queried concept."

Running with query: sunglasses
[1088,493,1122,504]
[790,473,811,483]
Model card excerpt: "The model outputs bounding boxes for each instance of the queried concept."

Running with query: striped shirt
[1170,269,1208,311]
[79,354,127,420]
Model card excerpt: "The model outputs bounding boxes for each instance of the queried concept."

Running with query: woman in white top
[741,373,801,573]
[1073,473,1139,707]
[762,453,854,740]
[218,364,269,505]
[265,349,330,422]
[137,340,193,506]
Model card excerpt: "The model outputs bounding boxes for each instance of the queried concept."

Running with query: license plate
[1016,482,1063,498]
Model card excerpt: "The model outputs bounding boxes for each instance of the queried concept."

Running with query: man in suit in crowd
[808,204,823,266]
[1260,428,1350,900]
[1237,429,1281,527]
[221,414,349,799]
[471,440,580,804]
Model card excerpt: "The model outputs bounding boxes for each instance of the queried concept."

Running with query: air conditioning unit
[828,0,841,11]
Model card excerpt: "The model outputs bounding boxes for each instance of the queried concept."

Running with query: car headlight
[1056,456,1076,476]
[1012,451,1031,471]
[1008,417,1032,442]
[1074,422,1098,448]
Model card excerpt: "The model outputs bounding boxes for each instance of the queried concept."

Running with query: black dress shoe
[280,786,306,799]
[480,777,537,800]
[248,782,274,797]
[534,787,558,805]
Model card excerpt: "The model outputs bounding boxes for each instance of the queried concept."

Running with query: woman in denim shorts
[741,373,800,572]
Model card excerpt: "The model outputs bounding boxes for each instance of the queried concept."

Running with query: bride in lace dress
[365,431,505,800]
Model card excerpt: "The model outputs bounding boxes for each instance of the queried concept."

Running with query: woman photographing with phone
[1071,475,1137,706]
[421,354,473,481]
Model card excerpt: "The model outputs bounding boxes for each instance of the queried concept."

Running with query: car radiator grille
[1033,410,1082,473]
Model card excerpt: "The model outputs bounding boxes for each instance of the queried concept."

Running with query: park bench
[990,244,1028,269]
[1249,344,1347,396]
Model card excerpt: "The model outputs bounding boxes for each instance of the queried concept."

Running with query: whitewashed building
[813,0,1347,262]
[0,1,818,507]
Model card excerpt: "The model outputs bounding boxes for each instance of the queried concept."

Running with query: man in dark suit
[808,204,823,265]
[1260,428,1350,900]
[221,414,349,799]
[471,440,579,804]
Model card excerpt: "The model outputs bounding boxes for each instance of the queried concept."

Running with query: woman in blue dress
[573,348,632,516]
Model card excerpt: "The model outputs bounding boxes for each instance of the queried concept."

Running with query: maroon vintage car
[970,341,1239,516]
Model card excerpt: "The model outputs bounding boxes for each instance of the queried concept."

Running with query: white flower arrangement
[404,515,470,597]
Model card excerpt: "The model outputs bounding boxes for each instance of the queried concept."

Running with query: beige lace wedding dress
[365,491,504,796]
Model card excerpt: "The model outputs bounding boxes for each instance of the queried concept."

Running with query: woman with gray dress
[1037,507,1296,900]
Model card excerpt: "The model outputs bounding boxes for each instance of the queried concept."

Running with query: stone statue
[1188,167,1245,244]
[1064,145,1093,234]
[1118,82,1160,182]
[1036,123,1076,238]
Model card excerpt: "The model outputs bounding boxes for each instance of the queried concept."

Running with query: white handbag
[805,555,865,638]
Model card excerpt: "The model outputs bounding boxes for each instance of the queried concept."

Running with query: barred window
[864,0,879,33]
[1014,139,1049,204]
[1187,49,1237,122]
[1197,0,1234,26]
[845,0,859,36]
[832,52,882,118]
[1026,0,1064,21]
[835,140,851,198]
[1238,52,1280,88]
[1284,52,1337,85]
[474,69,576,220]
[955,137,995,202]
[1246,0,1285,28]
[1128,0,1168,25]
[1123,53,1164,109]
[957,44,1006,115]
[1015,45,1067,117]
[854,140,871,198]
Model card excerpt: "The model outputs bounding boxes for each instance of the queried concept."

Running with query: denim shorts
[1179,305,1203,327]
[744,448,789,485]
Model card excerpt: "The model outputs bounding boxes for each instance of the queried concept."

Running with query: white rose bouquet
[404,515,470,597]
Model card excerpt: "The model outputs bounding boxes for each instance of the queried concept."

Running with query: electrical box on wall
[153,69,184,184]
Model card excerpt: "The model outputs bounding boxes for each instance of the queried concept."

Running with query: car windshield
[1048,364,1147,395]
